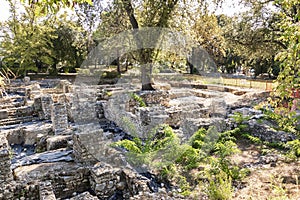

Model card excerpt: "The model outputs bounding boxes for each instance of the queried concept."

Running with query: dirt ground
[232,138,300,200]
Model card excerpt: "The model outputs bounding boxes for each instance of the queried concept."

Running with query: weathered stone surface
[47,135,72,151]
[1,122,52,145]
[0,134,13,185]
[39,181,56,200]
[5,127,25,145]
[181,117,226,141]
[73,124,124,166]
[0,109,8,120]
[73,125,103,165]
[90,163,150,199]
[67,191,99,200]
[51,103,69,134]
[245,119,297,143]
[72,100,97,124]
[140,90,170,106]
[24,122,53,145]
[14,162,90,199]
[34,95,53,120]
[12,148,73,169]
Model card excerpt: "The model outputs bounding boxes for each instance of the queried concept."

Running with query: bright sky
[0,0,249,22]
[0,0,10,22]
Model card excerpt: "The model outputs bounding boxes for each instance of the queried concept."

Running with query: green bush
[176,145,201,170]
[285,139,300,159]
[189,128,206,149]
[206,170,233,200]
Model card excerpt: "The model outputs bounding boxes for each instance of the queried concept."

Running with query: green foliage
[285,139,300,159]
[113,139,142,154]
[0,1,88,76]
[175,145,200,170]
[214,140,240,158]
[21,0,92,14]
[268,175,289,200]
[189,128,206,149]
[262,108,297,133]
[242,133,262,144]
[112,124,251,198]
[112,124,180,167]
[206,169,233,200]
[232,112,250,124]
[271,0,300,128]
[130,93,147,107]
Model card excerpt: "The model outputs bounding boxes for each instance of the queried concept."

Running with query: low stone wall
[90,163,150,199]
[34,95,53,120]
[14,162,90,199]
[51,103,69,134]
[0,135,13,185]
[73,124,103,165]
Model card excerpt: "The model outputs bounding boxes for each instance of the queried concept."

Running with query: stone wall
[0,135,13,200]
[34,95,53,120]
[51,103,69,134]
[90,163,150,199]
[73,124,103,165]
[14,162,90,199]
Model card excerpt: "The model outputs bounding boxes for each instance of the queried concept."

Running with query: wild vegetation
[0,0,299,199]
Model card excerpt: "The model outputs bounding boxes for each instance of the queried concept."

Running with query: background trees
[0,0,299,101]
[0,0,88,76]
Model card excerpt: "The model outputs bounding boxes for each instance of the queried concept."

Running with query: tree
[75,0,103,52]
[0,0,56,76]
[274,0,300,102]
[119,0,180,90]
[218,6,284,76]
[48,14,88,74]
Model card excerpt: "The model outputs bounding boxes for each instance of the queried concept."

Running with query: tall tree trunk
[121,0,178,90]
[140,48,155,90]
[122,0,155,90]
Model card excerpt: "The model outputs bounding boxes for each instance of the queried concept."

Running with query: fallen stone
[67,191,99,200]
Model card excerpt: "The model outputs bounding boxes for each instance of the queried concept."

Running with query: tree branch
[121,0,139,29]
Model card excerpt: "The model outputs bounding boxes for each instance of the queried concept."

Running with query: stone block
[34,95,53,120]
[51,103,68,134]
[47,135,72,151]
[0,109,8,120]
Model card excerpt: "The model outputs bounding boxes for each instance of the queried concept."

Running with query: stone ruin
[0,76,296,199]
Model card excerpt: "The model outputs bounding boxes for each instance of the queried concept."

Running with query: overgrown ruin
[0,75,298,199]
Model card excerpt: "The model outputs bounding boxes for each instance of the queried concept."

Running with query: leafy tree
[218,6,284,76]
[274,0,300,101]
[75,0,103,52]
[0,1,56,76]
[48,14,88,74]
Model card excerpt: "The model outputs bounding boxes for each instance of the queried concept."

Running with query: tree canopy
[0,0,299,100]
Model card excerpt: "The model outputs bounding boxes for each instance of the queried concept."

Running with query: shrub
[206,170,233,200]
[285,139,300,159]
[189,128,206,149]
[175,145,200,170]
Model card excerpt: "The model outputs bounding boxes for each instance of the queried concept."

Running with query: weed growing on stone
[130,93,146,107]
[268,175,289,200]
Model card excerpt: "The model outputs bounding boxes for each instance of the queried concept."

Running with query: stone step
[0,116,39,126]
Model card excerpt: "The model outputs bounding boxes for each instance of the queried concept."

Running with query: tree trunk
[141,63,155,90]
